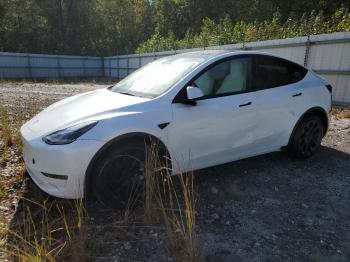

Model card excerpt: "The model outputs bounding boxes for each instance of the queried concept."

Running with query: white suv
[21,50,332,206]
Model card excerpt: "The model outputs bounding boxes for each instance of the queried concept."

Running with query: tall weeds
[2,198,87,261]
[1,132,198,261]
[13,112,24,153]
[143,140,199,261]
[0,107,13,151]
[59,199,87,262]
[0,106,24,162]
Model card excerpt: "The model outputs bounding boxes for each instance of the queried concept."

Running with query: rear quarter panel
[286,71,331,140]
[300,71,331,114]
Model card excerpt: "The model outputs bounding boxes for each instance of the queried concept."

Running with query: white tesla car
[21,50,332,206]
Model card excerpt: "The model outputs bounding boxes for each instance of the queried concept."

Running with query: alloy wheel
[298,119,323,156]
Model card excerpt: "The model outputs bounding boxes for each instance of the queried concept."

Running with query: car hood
[22,88,150,136]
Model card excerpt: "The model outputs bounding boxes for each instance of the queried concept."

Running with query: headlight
[43,121,98,145]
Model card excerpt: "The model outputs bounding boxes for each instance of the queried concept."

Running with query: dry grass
[157,172,199,261]
[332,108,350,120]
[0,148,199,261]
[0,105,85,261]
[0,186,8,200]
[0,106,22,165]
[0,107,26,201]
[0,109,199,260]
[0,107,13,148]
[58,199,87,261]
[0,176,22,201]
[143,141,162,224]
[161,174,198,260]
[2,198,87,261]
[143,140,199,261]
[13,114,24,154]
[0,224,7,240]
[16,162,27,178]
[0,104,89,261]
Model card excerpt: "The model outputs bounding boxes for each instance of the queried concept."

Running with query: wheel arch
[287,106,329,147]
[84,132,172,198]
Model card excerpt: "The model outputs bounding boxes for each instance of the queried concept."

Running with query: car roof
[172,49,306,69]
[172,49,264,59]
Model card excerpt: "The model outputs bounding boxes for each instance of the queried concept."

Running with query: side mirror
[186,86,204,100]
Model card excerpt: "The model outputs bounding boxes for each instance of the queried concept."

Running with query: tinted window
[192,57,252,97]
[254,55,307,90]
[289,63,308,83]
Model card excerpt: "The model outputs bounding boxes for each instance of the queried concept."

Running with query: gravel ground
[0,81,350,261]
[0,81,109,113]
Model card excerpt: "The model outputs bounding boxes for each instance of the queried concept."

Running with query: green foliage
[0,0,152,56]
[136,8,350,53]
[0,0,349,55]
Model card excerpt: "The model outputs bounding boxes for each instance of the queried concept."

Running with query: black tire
[90,138,169,209]
[92,141,147,209]
[288,115,324,159]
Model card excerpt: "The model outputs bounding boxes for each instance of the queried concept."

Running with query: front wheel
[288,116,324,159]
[92,142,146,209]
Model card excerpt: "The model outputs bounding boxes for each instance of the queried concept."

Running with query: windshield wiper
[115,91,150,98]
[118,91,136,97]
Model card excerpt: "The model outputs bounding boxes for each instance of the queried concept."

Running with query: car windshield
[111,55,204,98]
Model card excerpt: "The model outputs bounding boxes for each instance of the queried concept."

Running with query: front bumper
[21,126,104,199]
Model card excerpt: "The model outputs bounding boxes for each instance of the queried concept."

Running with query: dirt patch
[1,81,350,261]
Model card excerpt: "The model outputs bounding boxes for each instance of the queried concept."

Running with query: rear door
[252,55,308,153]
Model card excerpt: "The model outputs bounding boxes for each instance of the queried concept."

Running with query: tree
[0,0,348,55]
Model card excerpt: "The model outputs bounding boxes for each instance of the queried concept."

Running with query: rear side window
[289,62,307,83]
[254,55,307,90]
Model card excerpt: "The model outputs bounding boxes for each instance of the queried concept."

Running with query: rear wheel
[288,115,324,159]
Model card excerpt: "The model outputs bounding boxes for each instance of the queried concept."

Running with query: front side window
[192,57,252,97]
[254,55,307,90]
[111,56,204,98]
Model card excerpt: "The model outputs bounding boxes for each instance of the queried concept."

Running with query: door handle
[292,92,302,97]
[239,102,252,107]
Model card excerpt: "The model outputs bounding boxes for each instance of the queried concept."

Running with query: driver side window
[193,57,252,97]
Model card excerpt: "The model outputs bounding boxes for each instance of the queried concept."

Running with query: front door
[167,56,257,173]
